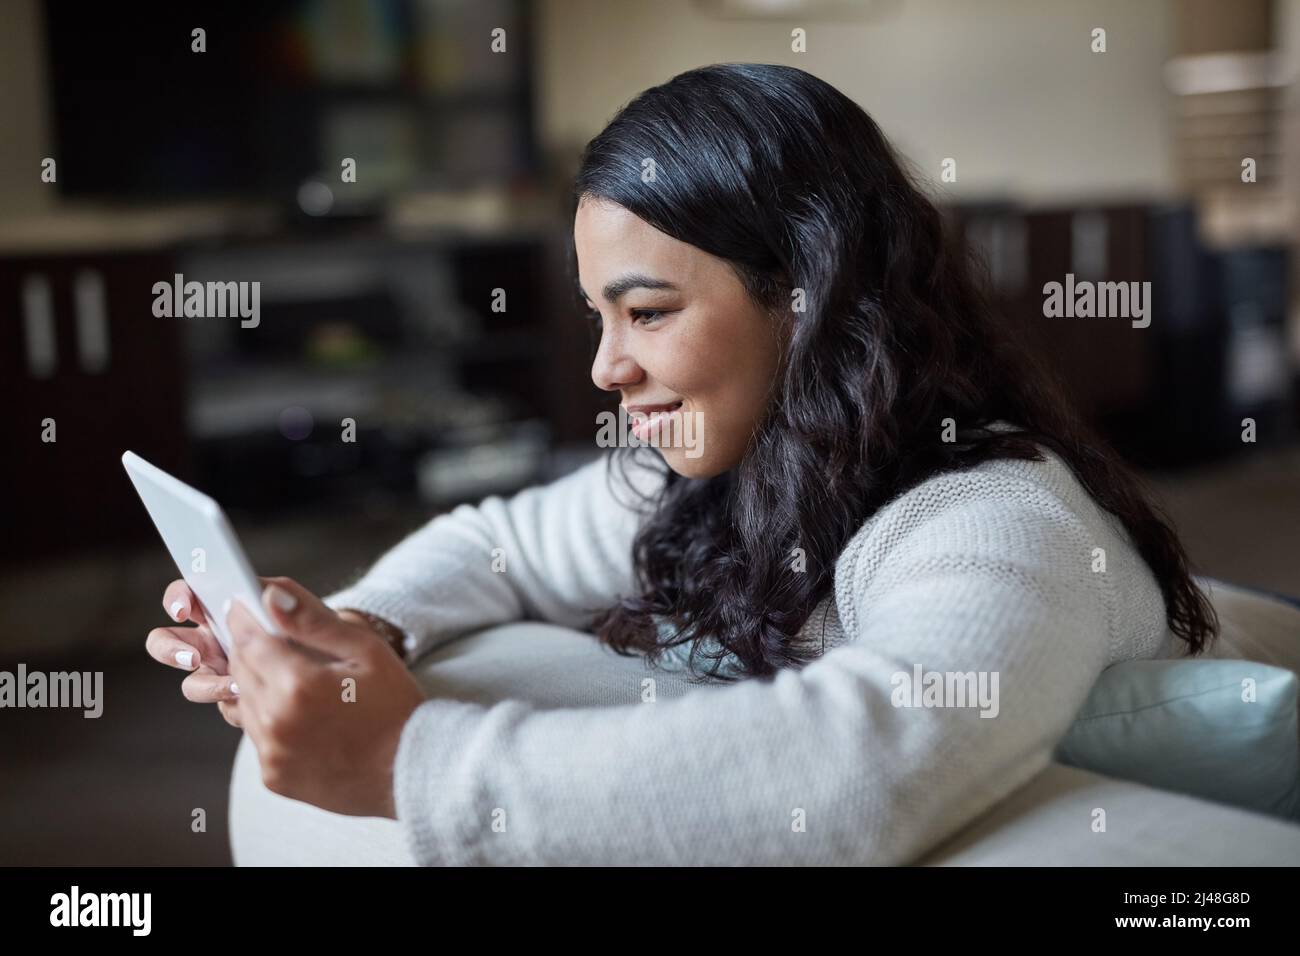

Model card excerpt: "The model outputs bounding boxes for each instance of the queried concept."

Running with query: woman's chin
[658,445,728,480]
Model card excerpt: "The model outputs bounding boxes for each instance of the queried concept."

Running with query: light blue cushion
[1054,659,1300,821]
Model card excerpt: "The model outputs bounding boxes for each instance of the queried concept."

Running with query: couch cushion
[1053,659,1299,820]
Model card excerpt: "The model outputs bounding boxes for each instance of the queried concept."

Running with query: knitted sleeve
[387,465,1129,864]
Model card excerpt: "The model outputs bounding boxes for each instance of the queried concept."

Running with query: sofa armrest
[919,761,1300,865]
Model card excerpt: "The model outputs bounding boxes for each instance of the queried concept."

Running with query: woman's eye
[631,309,667,326]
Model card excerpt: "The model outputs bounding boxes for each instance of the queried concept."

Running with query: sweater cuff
[323,586,427,660]
[391,696,495,866]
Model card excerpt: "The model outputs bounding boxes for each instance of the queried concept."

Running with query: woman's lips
[627,400,684,438]
[625,401,683,415]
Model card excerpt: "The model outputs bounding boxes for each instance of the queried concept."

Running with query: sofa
[229,579,1300,865]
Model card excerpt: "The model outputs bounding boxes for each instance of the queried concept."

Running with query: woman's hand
[145,580,240,717]
[223,577,426,819]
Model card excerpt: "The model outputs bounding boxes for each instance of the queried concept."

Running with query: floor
[1,446,1297,865]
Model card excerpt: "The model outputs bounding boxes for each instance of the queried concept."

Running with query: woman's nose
[591,330,642,393]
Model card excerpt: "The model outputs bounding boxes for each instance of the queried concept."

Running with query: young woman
[145,63,1217,865]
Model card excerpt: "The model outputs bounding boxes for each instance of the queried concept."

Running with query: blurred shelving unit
[0,0,607,566]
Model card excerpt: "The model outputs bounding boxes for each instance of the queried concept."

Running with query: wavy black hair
[571,63,1217,681]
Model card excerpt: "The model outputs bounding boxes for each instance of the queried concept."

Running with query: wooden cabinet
[1,251,188,562]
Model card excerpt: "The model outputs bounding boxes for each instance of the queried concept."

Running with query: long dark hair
[572,63,1217,681]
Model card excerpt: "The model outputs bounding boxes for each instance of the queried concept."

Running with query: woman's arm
[323,451,666,662]
[385,473,1123,865]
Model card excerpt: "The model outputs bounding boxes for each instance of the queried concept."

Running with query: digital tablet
[121,450,283,656]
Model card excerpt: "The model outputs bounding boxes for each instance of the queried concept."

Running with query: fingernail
[170,600,187,622]
[174,650,194,669]
[229,682,240,696]
[266,585,297,612]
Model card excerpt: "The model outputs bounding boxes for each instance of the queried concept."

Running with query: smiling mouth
[626,400,683,416]
[627,401,684,435]
[626,400,683,423]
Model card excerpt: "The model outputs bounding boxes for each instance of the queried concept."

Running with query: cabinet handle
[74,269,111,373]
[1071,211,1109,281]
[22,273,56,379]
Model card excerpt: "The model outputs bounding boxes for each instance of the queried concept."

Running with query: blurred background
[1,0,1298,864]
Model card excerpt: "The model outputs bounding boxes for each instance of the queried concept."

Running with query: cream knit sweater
[324,441,1174,865]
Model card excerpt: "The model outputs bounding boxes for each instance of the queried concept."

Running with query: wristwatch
[339,609,409,663]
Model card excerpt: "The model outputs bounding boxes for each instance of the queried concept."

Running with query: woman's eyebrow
[578,273,680,304]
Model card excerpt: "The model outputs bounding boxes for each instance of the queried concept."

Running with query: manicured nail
[170,600,187,622]
[174,650,194,669]
[266,585,297,612]
[229,682,240,696]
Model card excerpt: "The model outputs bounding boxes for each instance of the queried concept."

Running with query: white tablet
[122,450,283,656]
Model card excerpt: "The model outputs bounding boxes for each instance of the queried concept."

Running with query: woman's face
[574,197,785,479]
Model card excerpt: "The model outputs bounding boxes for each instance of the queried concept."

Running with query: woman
[144,63,1217,865]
